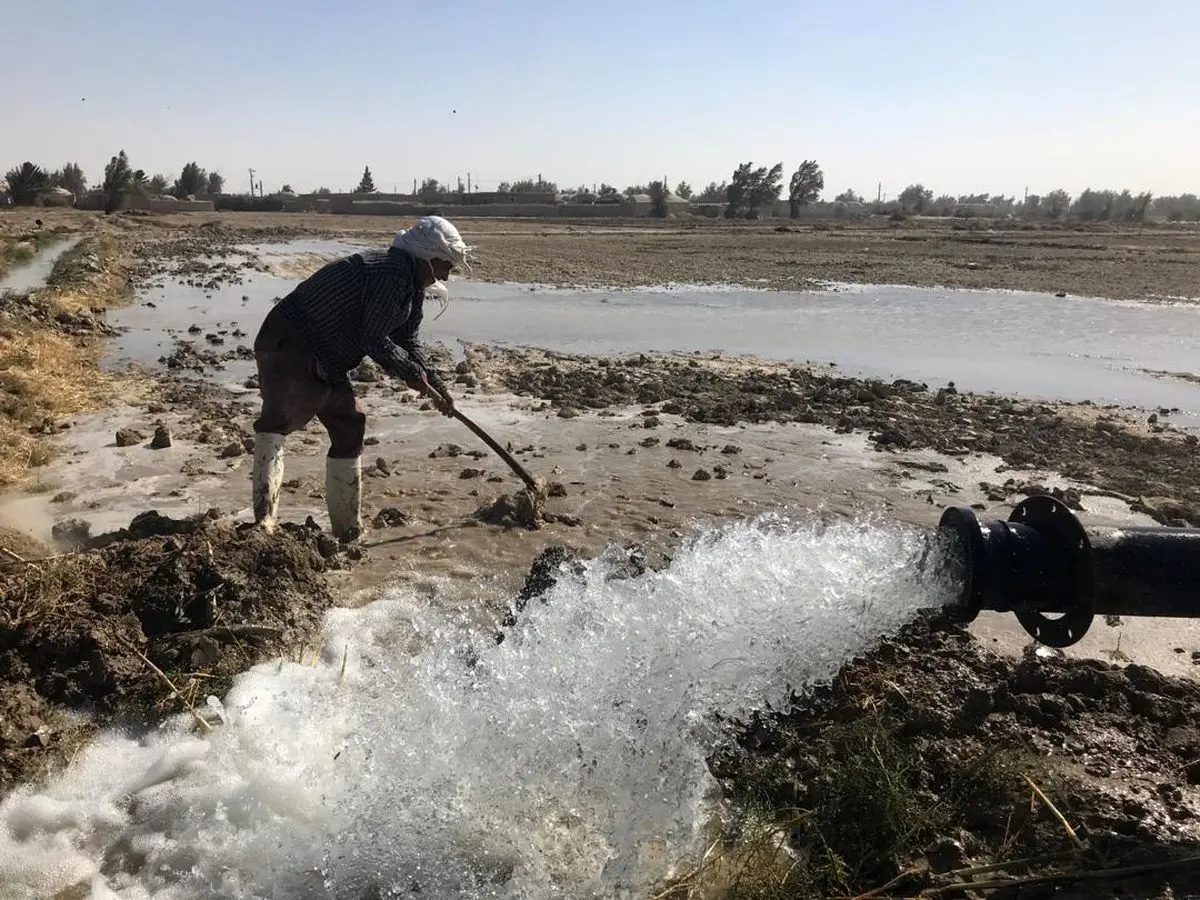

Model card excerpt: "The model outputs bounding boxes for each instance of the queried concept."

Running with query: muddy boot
[252,432,286,533]
[326,456,363,542]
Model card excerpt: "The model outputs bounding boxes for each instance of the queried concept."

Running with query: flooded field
[103,240,1200,426]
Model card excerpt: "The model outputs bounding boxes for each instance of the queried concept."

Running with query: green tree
[207,171,225,195]
[647,180,669,218]
[418,178,441,202]
[172,162,207,198]
[102,151,135,213]
[788,159,824,217]
[930,195,957,215]
[835,189,863,203]
[508,177,557,193]
[696,181,726,202]
[725,161,783,218]
[4,162,50,205]
[1044,189,1070,219]
[148,174,169,193]
[898,183,933,213]
[674,180,693,200]
[56,162,87,197]
[354,166,376,193]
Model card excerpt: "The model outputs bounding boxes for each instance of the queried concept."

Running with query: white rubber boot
[326,456,363,542]
[252,432,287,533]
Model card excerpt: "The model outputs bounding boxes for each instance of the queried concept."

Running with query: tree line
[4,151,224,213]
[346,159,1198,222]
[7,152,1199,223]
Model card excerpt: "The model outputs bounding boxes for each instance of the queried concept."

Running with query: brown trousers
[252,305,366,459]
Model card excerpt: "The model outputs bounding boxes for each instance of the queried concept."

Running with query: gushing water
[0,513,960,899]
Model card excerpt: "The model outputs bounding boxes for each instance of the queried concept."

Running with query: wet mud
[468,345,1200,526]
[0,510,358,794]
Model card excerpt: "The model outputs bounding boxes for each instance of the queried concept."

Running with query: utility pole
[249,168,256,197]
[467,172,471,193]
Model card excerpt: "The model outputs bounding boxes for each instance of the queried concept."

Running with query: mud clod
[372,507,410,529]
[474,487,547,530]
[115,427,144,447]
[150,424,172,449]
[0,511,354,794]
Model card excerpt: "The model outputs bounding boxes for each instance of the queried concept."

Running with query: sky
[5,0,1198,200]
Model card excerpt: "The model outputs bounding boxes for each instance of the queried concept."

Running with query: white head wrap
[391,215,471,269]
[391,215,471,317]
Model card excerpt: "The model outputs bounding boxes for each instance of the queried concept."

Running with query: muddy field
[5,207,1200,301]
[3,207,1200,896]
[706,610,1200,898]
[469,344,1200,525]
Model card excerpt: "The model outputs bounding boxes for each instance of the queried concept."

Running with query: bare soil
[0,510,358,794]
[708,612,1200,898]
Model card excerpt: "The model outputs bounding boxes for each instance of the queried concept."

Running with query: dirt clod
[371,507,410,529]
[0,510,354,794]
[474,487,547,530]
[115,427,144,447]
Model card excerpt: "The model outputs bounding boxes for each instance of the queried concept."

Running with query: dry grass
[0,233,135,486]
[0,329,116,484]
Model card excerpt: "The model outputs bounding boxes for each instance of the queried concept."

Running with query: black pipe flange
[1008,495,1095,647]
[937,495,1095,647]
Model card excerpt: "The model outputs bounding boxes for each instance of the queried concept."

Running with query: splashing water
[0,513,961,899]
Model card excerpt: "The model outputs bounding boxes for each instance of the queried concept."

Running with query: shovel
[452,408,542,493]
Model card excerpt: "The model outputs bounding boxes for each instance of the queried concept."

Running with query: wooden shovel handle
[452,408,541,492]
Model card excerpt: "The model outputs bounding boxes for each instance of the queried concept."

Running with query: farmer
[250,215,470,541]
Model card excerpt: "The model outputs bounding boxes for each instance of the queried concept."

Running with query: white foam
[0,512,959,899]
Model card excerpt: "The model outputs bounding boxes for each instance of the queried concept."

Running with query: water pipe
[936,495,1200,647]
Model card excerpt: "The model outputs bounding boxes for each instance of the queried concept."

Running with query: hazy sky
[6,0,1197,199]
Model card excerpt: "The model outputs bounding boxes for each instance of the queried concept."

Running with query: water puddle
[0,513,959,898]
[104,240,1200,427]
[0,235,83,296]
